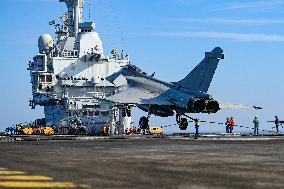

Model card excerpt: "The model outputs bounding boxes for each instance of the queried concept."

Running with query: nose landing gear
[139,116,149,130]
[138,113,193,131]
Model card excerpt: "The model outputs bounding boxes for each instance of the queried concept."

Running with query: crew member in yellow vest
[194,118,200,139]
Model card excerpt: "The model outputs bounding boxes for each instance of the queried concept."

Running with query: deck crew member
[229,117,235,133]
[253,116,260,135]
[225,118,230,133]
[275,116,280,133]
[194,118,200,139]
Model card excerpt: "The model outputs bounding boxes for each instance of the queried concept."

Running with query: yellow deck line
[0,167,89,188]
[0,182,90,188]
[0,175,53,181]
[0,171,26,175]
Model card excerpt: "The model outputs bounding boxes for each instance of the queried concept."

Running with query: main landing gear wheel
[179,118,188,130]
[139,116,149,130]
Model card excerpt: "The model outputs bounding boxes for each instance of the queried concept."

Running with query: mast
[74,0,79,37]
[59,0,83,37]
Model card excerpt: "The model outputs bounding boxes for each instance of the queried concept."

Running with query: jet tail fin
[175,47,224,93]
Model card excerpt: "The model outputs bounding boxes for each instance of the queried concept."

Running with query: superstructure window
[101,111,109,116]
[82,105,101,109]
[39,75,45,82]
[32,75,38,86]
[46,75,52,82]
[36,57,44,71]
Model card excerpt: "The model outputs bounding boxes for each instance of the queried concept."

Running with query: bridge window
[39,75,45,82]
[46,75,52,82]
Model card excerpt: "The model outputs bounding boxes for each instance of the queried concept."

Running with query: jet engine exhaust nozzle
[194,99,206,113]
[206,100,220,113]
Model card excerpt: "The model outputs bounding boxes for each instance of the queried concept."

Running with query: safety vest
[194,120,200,127]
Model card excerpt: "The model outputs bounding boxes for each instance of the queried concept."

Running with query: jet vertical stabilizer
[175,47,224,93]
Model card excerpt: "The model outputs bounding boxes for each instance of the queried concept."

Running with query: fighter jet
[105,47,261,130]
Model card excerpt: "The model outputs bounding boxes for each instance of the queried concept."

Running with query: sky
[0,0,284,134]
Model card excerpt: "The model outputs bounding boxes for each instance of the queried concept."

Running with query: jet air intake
[137,104,174,117]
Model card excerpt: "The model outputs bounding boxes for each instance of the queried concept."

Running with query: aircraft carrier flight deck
[0,135,283,189]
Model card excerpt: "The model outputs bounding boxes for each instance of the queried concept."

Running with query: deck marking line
[0,181,90,188]
[0,171,26,175]
[0,175,53,181]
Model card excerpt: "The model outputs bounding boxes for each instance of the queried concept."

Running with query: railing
[61,50,78,58]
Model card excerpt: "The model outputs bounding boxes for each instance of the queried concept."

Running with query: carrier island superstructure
[27,0,132,134]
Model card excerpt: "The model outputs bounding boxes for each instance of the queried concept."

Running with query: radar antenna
[88,0,91,20]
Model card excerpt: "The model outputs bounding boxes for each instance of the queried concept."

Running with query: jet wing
[106,87,145,104]
[219,102,262,110]
[106,87,174,106]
